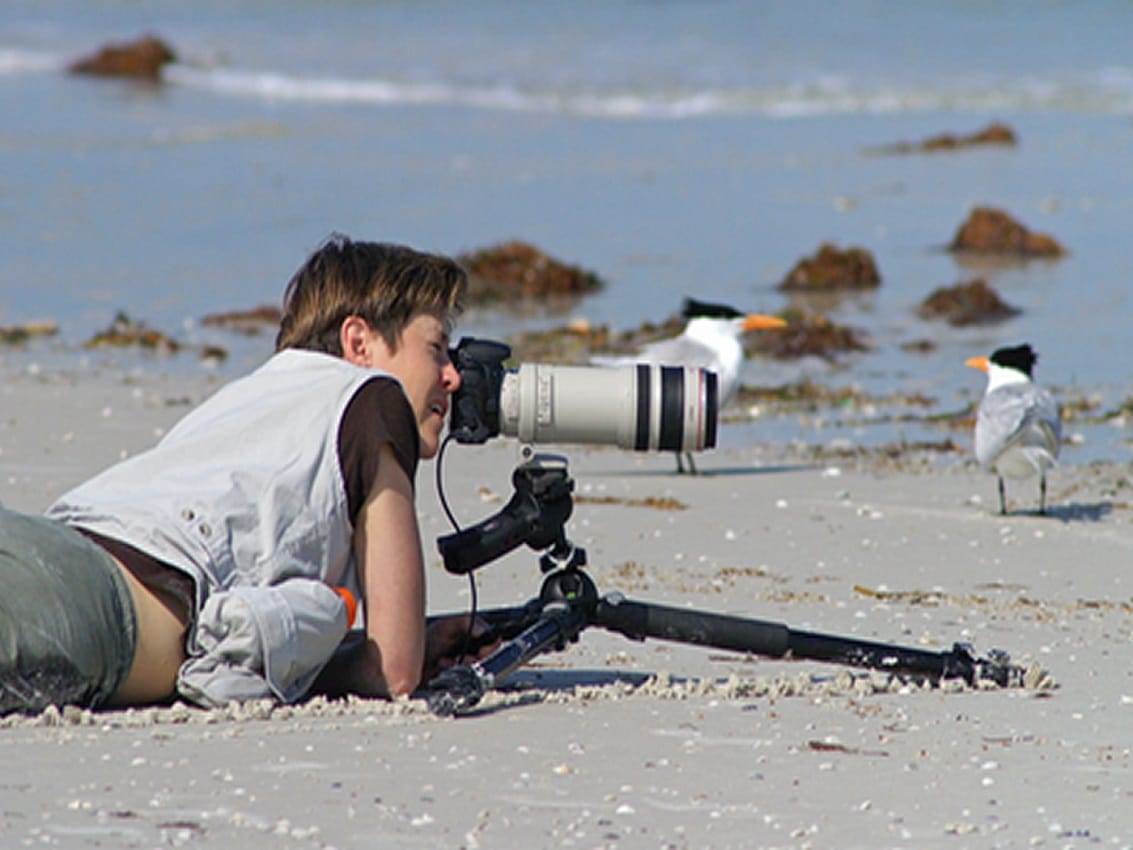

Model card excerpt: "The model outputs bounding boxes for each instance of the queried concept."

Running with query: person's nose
[442,359,462,392]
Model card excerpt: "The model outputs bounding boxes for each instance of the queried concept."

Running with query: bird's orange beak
[964,355,989,373]
[742,314,787,331]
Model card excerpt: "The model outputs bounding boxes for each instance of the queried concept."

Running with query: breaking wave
[5,46,1133,119]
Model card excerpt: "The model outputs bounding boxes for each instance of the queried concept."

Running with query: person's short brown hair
[275,234,467,355]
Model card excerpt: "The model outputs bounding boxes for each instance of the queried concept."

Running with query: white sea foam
[0,47,66,75]
[160,63,1133,119]
[5,38,1133,119]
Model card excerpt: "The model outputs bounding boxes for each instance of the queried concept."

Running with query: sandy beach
[2,365,1131,849]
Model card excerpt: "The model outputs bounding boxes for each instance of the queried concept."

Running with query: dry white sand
[2,365,1132,849]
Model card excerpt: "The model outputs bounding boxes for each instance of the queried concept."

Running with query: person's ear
[340,316,376,367]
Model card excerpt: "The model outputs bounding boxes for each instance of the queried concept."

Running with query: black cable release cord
[434,433,480,659]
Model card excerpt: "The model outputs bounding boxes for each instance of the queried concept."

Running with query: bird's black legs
[676,451,698,475]
[994,474,1050,516]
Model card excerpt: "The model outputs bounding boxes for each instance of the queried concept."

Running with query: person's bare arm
[315,443,426,698]
[357,442,430,697]
[312,442,494,699]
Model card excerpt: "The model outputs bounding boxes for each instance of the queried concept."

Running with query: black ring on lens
[704,370,718,449]
[658,366,685,452]
[634,364,650,451]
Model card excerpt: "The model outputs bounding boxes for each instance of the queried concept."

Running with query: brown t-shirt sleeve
[338,376,420,524]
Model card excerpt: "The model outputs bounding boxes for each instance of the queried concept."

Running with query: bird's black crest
[990,343,1038,378]
[682,298,743,320]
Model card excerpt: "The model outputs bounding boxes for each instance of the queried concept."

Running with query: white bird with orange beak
[593,297,786,473]
[965,343,1061,515]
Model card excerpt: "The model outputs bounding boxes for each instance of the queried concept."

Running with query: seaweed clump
[871,122,1018,155]
[916,278,1021,326]
[68,34,177,81]
[85,312,181,354]
[0,321,58,346]
[457,241,604,307]
[504,318,617,365]
[201,305,282,335]
[948,207,1065,258]
[506,308,868,366]
[746,310,870,361]
[779,243,881,292]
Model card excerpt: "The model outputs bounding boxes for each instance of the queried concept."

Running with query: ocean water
[2,0,1131,462]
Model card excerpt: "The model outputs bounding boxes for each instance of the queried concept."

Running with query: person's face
[360,313,461,459]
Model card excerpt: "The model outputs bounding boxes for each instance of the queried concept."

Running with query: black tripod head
[437,451,585,576]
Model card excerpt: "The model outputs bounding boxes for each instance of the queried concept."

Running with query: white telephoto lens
[498,363,717,452]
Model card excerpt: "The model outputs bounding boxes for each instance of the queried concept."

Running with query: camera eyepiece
[447,337,717,453]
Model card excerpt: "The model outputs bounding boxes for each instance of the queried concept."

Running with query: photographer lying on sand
[0,235,491,714]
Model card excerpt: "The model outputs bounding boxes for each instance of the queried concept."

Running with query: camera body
[447,336,717,453]
[448,338,511,444]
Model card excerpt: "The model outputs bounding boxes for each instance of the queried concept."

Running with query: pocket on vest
[177,579,348,706]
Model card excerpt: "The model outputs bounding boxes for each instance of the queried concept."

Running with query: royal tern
[593,298,786,473]
[965,343,1061,515]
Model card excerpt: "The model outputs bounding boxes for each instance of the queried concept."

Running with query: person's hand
[422,615,499,683]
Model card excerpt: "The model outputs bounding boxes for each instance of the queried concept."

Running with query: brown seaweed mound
[517,308,871,364]
[457,241,604,306]
[85,312,231,362]
[779,243,881,292]
[0,321,58,346]
[874,122,1018,154]
[948,207,1065,257]
[505,315,683,366]
[84,312,181,353]
[504,320,614,365]
[201,305,282,335]
[916,278,1021,326]
[68,34,177,80]
[746,311,870,361]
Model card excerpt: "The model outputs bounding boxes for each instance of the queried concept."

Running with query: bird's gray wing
[1031,386,1062,443]
[977,384,1060,466]
[1024,385,1062,457]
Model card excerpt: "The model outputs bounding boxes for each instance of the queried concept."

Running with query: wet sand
[2,365,1132,848]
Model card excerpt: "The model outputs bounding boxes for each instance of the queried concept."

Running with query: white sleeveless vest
[48,349,404,705]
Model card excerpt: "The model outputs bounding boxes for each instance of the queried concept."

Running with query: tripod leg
[596,594,790,656]
[594,593,1020,686]
[424,603,588,715]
